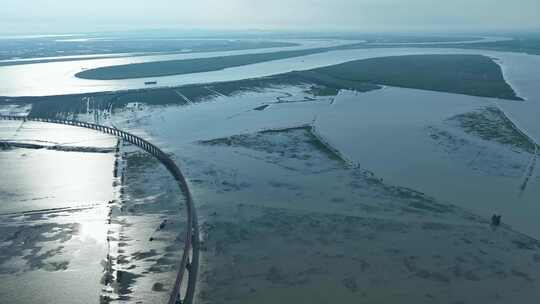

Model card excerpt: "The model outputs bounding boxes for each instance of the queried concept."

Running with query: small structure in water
[491,214,502,227]
[145,81,158,85]
[253,104,270,111]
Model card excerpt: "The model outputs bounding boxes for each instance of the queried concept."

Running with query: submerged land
[193,126,540,304]
[6,54,520,120]
[1,34,540,304]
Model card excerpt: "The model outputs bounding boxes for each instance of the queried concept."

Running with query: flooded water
[1,38,540,147]
[112,87,331,145]
[0,122,117,303]
[6,121,116,148]
[316,88,540,239]
[105,82,540,304]
[105,79,531,232]
[0,206,111,304]
[0,47,537,106]
[2,38,540,303]
[108,81,540,240]
[0,39,353,96]
[0,121,117,213]
[0,148,115,213]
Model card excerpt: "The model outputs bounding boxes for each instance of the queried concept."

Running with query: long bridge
[0,115,199,304]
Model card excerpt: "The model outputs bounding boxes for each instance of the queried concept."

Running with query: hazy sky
[1,0,539,35]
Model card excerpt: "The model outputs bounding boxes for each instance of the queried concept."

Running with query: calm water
[2,44,540,301]
[317,88,540,239]
[1,45,540,149]
[0,39,353,96]
[109,82,540,239]
[0,121,116,213]
[2,38,540,303]
[0,122,116,303]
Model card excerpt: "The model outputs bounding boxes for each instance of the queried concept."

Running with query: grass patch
[201,126,346,164]
[313,54,521,100]
[449,106,535,152]
[75,48,327,80]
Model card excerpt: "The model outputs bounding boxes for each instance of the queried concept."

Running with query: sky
[1,0,539,35]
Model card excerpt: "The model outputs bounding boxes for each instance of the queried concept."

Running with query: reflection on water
[0,119,192,303]
[0,122,117,213]
[0,122,117,304]
[0,46,538,103]
[0,206,111,304]
[0,148,115,213]
[9,121,117,148]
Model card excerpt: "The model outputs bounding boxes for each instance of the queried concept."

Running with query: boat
[144,81,158,85]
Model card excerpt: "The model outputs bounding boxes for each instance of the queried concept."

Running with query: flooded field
[102,143,188,303]
[0,46,538,102]
[100,80,540,303]
[316,88,540,239]
[0,121,188,303]
[0,123,117,303]
[2,38,540,303]
[191,127,539,303]
[0,121,117,213]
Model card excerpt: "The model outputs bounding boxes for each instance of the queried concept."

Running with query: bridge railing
[0,115,199,304]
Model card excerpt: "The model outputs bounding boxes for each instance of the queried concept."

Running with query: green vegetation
[0,39,299,62]
[313,54,521,100]
[449,106,535,152]
[12,54,520,118]
[75,48,327,80]
[22,71,378,118]
[75,54,520,100]
[201,126,346,163]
